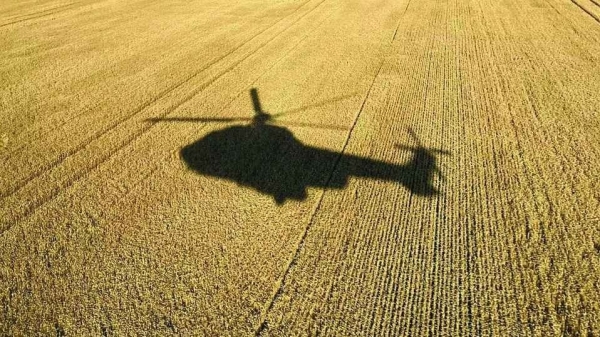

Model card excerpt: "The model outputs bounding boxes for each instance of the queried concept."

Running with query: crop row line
[475,1,529,330]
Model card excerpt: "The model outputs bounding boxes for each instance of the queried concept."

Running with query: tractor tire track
[1,2,79,21]
[255,57,386,337]
[0,0,332,235]
[571,0,600,23]
[0,2,82,28]
[391,0,413,42]
[0,0,323,201]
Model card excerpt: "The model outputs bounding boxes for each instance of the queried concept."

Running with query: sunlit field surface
[1,0,599,334]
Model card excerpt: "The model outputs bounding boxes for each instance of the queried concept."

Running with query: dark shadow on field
[148,88,450,204]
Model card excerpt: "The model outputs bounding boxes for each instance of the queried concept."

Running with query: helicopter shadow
[150,88,450,204]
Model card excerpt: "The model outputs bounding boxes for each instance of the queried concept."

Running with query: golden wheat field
[1,0,600,335]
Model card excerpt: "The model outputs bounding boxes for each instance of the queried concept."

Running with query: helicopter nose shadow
[179,123,449,205]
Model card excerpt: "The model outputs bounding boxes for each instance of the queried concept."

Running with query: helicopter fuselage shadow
[181,123,444,204]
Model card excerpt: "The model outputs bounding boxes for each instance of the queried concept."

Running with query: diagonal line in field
[0,2,80,28]
[2,2,78,20]
[571,0,600,23]
[254,58,387,336]
[391,0,413,42]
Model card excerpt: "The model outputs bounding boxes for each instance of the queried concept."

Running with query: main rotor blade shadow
[146,117,347,130]
[145,93,358,126]
[395,144,451,156]
[272,120,348,130]
[146,117,251,123]
[270,93,359,119]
